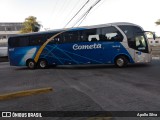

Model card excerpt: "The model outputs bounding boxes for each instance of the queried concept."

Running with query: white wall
[0,47,7,57]
[148,38,160,46]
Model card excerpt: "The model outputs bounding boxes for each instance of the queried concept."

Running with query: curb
[0,87,53,101]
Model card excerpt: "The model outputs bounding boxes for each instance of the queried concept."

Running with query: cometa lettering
[73,43,102,50]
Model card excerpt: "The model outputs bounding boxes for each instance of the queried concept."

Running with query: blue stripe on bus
[40,42,134,65]
[9,42,134,66]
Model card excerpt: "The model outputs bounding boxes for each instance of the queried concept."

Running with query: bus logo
[73,43,102,50]
[9,48,14,51]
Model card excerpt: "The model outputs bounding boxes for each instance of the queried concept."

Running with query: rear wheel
[38,59,48,69]
[115,56,128,68]
[27,59,36,69]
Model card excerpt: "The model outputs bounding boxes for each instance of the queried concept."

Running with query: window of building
[2,36,6,39]
[0,27,5,31]
[6,27,12,31]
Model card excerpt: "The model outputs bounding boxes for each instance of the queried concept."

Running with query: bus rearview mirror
[153,33,156,40]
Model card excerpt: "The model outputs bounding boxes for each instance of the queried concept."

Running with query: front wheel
[115,56,128,68]
[38,59,48,69]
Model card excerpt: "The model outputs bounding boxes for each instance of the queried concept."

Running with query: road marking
[0,87,53,101]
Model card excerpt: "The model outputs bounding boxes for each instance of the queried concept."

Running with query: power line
[76,12,88,27]
[60,0,82,27]
[78,0,105,27]
[72,0,102,27]
[51,0,71,29]
[85,0,106,18]
[64,0,90,28]
[77,12,89,27]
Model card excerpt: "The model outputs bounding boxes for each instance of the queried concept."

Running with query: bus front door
[134,34,150,63]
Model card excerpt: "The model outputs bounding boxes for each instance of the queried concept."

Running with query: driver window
[135,35,146,50]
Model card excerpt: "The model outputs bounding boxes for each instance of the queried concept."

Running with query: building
[148,38,160,46]
[0,22,23,57]
[0,22,23,46]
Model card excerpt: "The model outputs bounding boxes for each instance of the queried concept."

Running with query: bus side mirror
[153,33,156,40]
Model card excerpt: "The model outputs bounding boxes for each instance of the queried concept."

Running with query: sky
[0,0,160,36]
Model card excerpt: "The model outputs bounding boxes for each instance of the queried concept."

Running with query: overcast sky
[0,0,160,35]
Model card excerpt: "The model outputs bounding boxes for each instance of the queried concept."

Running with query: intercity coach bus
[8,22,152,69]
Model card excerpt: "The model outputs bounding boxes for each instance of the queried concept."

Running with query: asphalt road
[0,59,160,120]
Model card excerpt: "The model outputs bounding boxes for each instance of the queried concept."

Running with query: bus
[8,22,152,69]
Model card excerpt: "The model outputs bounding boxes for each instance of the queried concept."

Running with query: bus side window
[8,37,19,47]
[101,27,123,42]
[19,37,29,47]
[46,33,56,44]
[30,36,38,46]
[79,30,87,42]
[88,35,100,41]
[38,35,47,45]
[62,31,79,43]
[135,35,146,50]
[80,28,100,42]
[51,36,61,44]
[29,35,46,46]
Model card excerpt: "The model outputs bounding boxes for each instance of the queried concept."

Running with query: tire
[115,56,128,68]
[38,59,48,69]
[27,59,36,69]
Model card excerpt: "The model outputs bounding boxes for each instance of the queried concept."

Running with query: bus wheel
[27,59,36,69]
[115,56,128,68]
[38,59,48,69]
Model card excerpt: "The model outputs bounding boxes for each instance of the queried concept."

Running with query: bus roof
[9,22,140,38]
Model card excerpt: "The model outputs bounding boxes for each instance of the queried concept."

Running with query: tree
[155,19,160,25]
[20,16,41,33]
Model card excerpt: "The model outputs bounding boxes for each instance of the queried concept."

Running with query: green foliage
[20,16,41,33]
[155,19,160,25]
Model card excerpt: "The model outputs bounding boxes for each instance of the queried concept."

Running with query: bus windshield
[118,25,149,53]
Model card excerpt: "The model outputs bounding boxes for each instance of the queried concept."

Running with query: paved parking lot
[0,58,160,120]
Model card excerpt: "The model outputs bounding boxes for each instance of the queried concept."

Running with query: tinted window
[19,37,29,47]
[79,28,101,42]
[100,27,123,42]
[8,37,18,47]
[48,33,63,44]
[79,27,123,42]
[119,25,148,53]
[8,36,30,47]
[29,35,46,46]
[62,31,79,43]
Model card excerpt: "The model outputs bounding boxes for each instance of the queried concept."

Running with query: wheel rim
[28,61,35,69]
[117,58,124,67]
[40,61,46,68]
